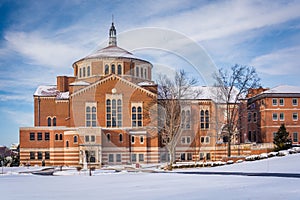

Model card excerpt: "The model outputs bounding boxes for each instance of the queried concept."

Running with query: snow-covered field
[1,154,300,200]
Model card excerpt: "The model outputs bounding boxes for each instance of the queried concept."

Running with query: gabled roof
[71,74,157,98]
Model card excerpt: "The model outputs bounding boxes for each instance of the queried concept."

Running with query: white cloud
[4,31,87,68]
[250,46,300,75]
[4,109,33,127]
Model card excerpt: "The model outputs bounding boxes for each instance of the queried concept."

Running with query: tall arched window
[106,98,122,128]
[136,67,139,77]
[107,133,111,142]
[117,99,122,127]
[205,110,209,129]
[83,67,86,77]
[137,107,142,127]
[53,117,56,126]
[117,64,122,75]
[105,65,109,75]
[141,68,144,78]
[47,117,51,127]
[87,66,90,77]
[66,141,69,148]
[86,106,91,127]
[181,110,186,128]
[79,68,82,78]
[106,99,111,127]
[111,64,115,74]
[92,106,96,127]
[132,106,137,127]
[200,110,205,129]
[59,134,63,140]
[55,134,58,140]
[186,110,191,129]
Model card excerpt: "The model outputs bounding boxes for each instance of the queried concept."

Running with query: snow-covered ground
[1,154,300,200]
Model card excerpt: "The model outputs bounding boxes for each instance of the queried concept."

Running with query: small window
[30,152,35,160]
[91,135,95,142]
[200,153,204,160]
[117,64,122,75]
[107,134,111,143]
[30,132,35,141]
[45,152,50,160]
[59,134,63,140]
[74,136,78,143]
[279,98,284,106]
[45,132,50,141]
[181,137,186,144]
[111,64,115,74]
[47,117,51,127]
[85,135,89,142]
[187,153,192,161]
[272,98,278,106]
[136,67,139,77]
[131,154,137,162]
[180,153,186,161]
[205,136,210,144]
[200,136,205,143]
[87,66,90,77]
[253,112,257,122]
[280,113,284,121]
[66,141,69,148]
[140,136,144,144]
[119,134,123,142]
[79,68,82,78]
[273,132,277,139]
[248,112,251,122]
[131,136,135,144]
[53,117,56,126]
[37,132,43,141]
[293,98,298,106]
[105,64,109,75]
[293,132,298,142]
[206,153,211,160]
[187,137,191,144]
[109,154,114,162]
[37,152,43,160]
[272,113,278,121]
[116,154,121,162]
[293,113,298,121]
[139,154,144,162]
[55,134,58,140]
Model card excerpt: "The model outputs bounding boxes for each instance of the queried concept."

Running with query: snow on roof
[69,81,90,86]
[84,45,140,60]
[138,81,155,86]
[34,85,58,96]
[34,85,69,99]
[186,86,239,103]
[263,85,300,94]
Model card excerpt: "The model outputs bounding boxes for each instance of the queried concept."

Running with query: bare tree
[157,70,200,168]
[214,64,260,157]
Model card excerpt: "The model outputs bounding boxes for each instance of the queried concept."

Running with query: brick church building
[19,22,300,167]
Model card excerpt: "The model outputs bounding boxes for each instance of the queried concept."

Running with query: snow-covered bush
[226,160,234,165]
[236,159,243,163]
[268,152,278,157]
[288,148,297,154]
[292,147,300,153]
[278,150,289,156]
[245,155,260,161]
[259,153,268,159]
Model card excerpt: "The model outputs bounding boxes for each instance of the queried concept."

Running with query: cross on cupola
[109,18,117,46]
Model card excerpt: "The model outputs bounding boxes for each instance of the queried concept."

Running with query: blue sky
[1,0,300,146]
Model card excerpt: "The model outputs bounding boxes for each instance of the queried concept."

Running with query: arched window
[136,67,139,77]
[144,68,147,79]
[105,65,109,75]
[74,136,78,143]
[200,110,205,129]
[119,134,123,142]
[55,134,58,140]
[137,106,142,127]
[59,134,63,140]
[92,106,96,127]
[79,68,82,78]
[53,117,56,126]
[83,67,86,77]
[106,98,122,128]
[205,110,209,129]
[111,64,115,74]
[66,141,69,148]
[186,110,190,129]
[107,133,111,142]
[132,106,137,127]
[181,110,186,128]
[47,117,51,127]
[86,106,91,127]
[141,68,143,78]
[117,64,122,75]
[87,66,90,77]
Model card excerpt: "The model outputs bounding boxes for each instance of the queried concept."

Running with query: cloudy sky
[1,0,300,146]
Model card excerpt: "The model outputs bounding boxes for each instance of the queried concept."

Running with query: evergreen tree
[273,124,292,151]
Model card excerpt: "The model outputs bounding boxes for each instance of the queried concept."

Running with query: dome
[84,45,139,60]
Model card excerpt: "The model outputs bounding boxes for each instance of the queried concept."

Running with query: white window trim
[279,98,284,106]
[272,113,278,121]
[279,113,285,121]
[293,98,298,106]
[272,98,278,106]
